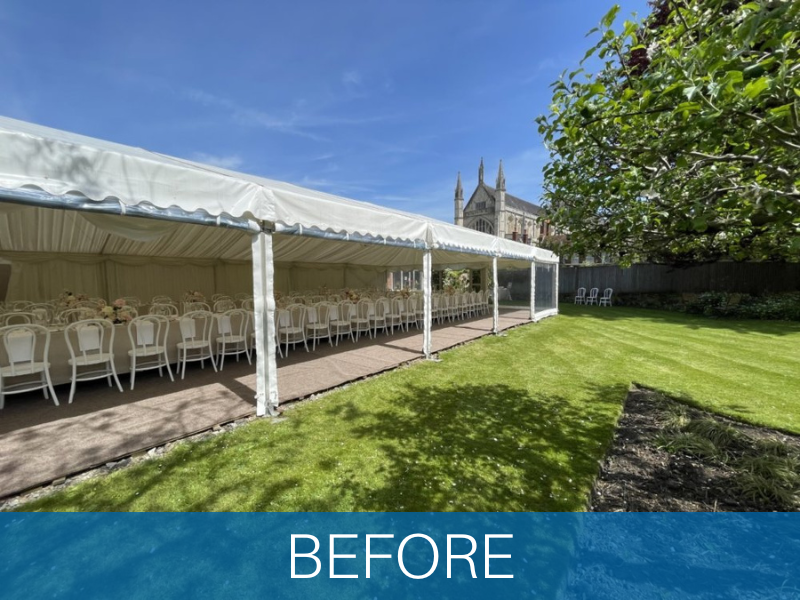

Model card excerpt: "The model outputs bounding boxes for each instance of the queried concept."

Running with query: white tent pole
[422,249,432,359]
[530,259,536,322]
[251,225,279,417]
[492,256,499,335]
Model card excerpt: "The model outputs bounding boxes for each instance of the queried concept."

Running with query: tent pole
[251,225,279,417]
[422,249,433,359]
[492,257,499,335]
[530,259,536,322]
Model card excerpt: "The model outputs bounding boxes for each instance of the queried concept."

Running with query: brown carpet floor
[0,308,532,497]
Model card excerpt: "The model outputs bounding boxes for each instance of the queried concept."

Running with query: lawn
[19,305,800,511]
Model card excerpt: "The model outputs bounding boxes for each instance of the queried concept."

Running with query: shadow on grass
[559,303,800,336]
[297,381,626,512]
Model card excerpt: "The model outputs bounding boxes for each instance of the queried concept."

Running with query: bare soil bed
[591,387,800,512]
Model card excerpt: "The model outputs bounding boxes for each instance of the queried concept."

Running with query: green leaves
[601,5,620,29]
[743,77,770,100]
[536,0,800,265]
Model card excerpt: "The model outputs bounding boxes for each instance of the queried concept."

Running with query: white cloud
[342,70,362,86]
[190,152,244,170]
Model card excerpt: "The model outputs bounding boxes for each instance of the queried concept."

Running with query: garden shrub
[564,291,800,321]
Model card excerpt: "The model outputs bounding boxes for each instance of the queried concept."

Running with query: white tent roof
[0,116,559,266]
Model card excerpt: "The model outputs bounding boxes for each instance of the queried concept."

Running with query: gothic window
[469,218,494,234]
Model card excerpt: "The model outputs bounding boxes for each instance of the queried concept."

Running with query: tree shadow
[275,381,627,512]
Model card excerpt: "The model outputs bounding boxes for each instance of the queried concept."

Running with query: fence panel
[559,263,800,295]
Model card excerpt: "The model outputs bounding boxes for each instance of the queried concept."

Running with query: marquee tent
[0,116,559,416]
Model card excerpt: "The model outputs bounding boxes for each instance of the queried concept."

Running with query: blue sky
[1,0,650,223]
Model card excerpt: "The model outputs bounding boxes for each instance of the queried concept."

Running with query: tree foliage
[537,0,800,265]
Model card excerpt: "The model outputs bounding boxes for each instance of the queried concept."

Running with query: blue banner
[1,513,798,599]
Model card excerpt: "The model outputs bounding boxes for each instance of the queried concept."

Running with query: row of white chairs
[574,287,613,306]
[274,292,491,355]
[1,290,495,407]
[0,309,254,409]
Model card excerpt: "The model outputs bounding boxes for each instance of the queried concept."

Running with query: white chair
[369,298,389,337]
[152,295,173,304]
[0,324,59,409]
[0,312,34,326]
[404,296,420,329]
[352,299,373,341]
[64,319,123,404]
[184,301,211,313]
[449,295,460,320]
[59,307,96,324]
[241,298,254,311]
[121,296,141,309]
[10,301,32,311]
[574,287,586,304]
[305,303,332,351]
[277,304,309,354]
[28,303,55,326]
[448,295,461,321]
[470,292,481,317]
[176,310,217,379]
[459,293,470,319]
[76,300,102,311]
[389,298,406,333]
[440,295,453,323]
[330,301,355,345]
[599,288,613,307]
[127,315,173,390]
[432,295,443,324]
[216,309,251,369]
[586,288,599,305]
[149,303,179,317]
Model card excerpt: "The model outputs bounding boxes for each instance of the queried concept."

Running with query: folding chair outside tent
[0,116,560,417]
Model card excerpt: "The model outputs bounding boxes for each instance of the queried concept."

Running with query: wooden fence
[558,263,800,295]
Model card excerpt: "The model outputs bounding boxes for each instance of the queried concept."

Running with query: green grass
[19,304,800,511]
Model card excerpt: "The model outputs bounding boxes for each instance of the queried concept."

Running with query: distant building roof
[472,182,543,216]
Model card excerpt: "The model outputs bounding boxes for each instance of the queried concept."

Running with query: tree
[536,0,800,266]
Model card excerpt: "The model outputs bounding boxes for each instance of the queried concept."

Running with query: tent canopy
[0,116,558,267]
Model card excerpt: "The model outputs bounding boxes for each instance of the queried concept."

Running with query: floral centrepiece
[183,291,206,302]
[98,299,135,324]
[343,288,361,302]
[57,289,89,309]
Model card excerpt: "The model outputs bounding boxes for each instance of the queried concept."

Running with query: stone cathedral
[454,158,551,245]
